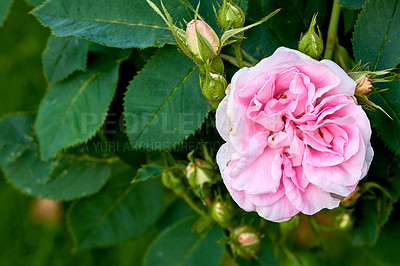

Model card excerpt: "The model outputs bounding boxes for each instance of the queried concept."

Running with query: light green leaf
[132,164,164,183]
[124,46,210,150]
[35,57,120,160]
[43,35,88,83]
[0,114,112,200]
[353,0,400,153]
[0,0,13,26]
[145,215,225,266]
[32,0,190,48]
[68,163,163,249]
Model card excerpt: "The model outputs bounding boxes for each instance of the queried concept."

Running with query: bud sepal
[215,0,245,30]
[298,13,324,59]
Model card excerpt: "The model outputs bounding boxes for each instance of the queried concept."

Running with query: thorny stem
[323,0,341,60]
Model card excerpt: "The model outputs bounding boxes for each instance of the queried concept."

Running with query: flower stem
[323,0,341,60]
[220,53,253,67]
[233,42,245,68]
[182,193,208,216]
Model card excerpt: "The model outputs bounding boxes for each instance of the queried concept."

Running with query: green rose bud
[334,213,353,231]
[298,13,324,59]
[161,171,185,195]
[186,158,215,188]
[216,0,245,30]
[200,73,228,108]
[210,196,235,227]
[229,225,261,259]
[186,20,220,62]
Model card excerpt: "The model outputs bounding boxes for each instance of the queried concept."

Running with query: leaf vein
[135,66,197,140]
[373,0,399,70]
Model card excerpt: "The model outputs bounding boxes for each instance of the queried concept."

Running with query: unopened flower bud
[31,198,62,226]
[298,14,323,59]
[334,213,353,230]
[186,158,215,188]
[186,20,220,62]
[355,74,372,96]
[230,225,261,259]
[216,0,245,29]
[201,73,227,108]
[211,196,235,227]
[161,171,185,195]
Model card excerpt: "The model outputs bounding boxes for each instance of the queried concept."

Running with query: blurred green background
[0,0,153,265]
[1,0,400,265]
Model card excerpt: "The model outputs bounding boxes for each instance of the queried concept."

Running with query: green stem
[323,0,341,59]
[182,193,208,217]
[233,42,244,68]
[220,53,253,67]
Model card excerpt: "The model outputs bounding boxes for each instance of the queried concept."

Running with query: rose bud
[229,225,261,259]
[298,13,323,59]
[186,158,215,188]
[334,213,354,230]
[161,171,185,195]
[355,74,372,96]
[31,198,62,226]
[210,196,235,227]
[216,0,245,29]
[201,73,228,108]
[186,20,220,61]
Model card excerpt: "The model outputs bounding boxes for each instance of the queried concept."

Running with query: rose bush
[216,47,374,222]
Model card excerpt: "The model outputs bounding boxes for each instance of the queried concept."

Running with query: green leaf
[338,0,365,9]
[25,0,44,7]
[243,0,327,60]
[353,0,400,153]
[156,198,196,231]
[35,57,120,160]
[145,215,225,266]
[133,164,164,183]
[0,0,13,26]
[43,36,89,83]
[0,0,49,116]
[0,114,112,200]
[353,0,400,70]
[32,0,190,48]
[68,163,163,250]
[124,46,210,150]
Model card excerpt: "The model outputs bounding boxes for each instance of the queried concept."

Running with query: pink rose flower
[216,47,373,222]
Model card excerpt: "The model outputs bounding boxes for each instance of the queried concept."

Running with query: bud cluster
[147,0,281,108]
